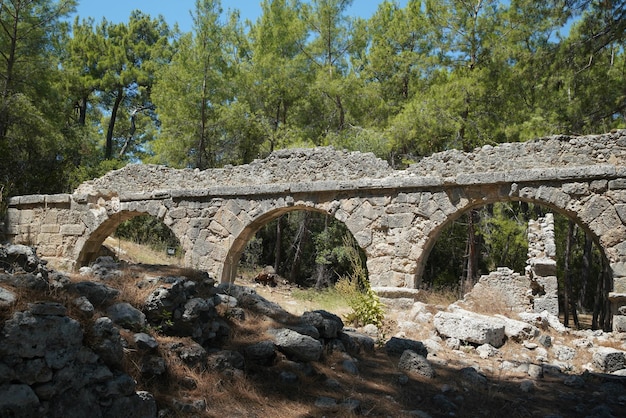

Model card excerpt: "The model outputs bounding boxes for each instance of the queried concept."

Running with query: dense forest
[0,0,624,328]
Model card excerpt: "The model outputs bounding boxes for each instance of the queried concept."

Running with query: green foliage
[478,203,529,273]
[114,214,181,253]
[335,237,385,327]
[423,202,533,289]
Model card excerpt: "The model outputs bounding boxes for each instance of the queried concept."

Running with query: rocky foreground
[1,244,626,417]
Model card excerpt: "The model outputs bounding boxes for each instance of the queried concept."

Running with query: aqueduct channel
[5,131,626,331]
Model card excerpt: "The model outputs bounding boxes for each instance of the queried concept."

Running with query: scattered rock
[107,302,146,331]
[434,310,506,348]
[385,337,428,357]
[593,347,626,373]
[398,350,435,378]
[270,328,323,362]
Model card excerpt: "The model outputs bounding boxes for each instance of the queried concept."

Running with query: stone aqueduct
[5,130,626,330]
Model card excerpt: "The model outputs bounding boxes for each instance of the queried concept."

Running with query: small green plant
[335,237,385,328]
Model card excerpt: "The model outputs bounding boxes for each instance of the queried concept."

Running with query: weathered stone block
[39,224,60,234]
[593,347,626,373]
[533,295,559,316]
[530,258,557,277]
[613,276,626,293]
[612,315,626,333]
[60,224,85,236]
[609,179,626,190]
[434,311,506,348]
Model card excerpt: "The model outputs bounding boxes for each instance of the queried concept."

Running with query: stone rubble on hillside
[2,243,626,417]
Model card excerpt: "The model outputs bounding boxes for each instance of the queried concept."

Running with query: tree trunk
[78,96,88,126]
[592,257,604,330]
[289,213,309,284]
[579,234,593,309]
[603,264,612,331]
[563,220,573,327]
[463,209,479,295]
[273,215,282,274]
[105,87,124,160]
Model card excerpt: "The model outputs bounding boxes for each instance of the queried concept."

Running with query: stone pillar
[609,272,626,332]
[526,214,559,316]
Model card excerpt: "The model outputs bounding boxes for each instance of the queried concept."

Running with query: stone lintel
[555,165,615,180]
[455,172,506,185]
[609,179,626,190]
[608,292,626,303]
[8,195,45,206]
[45,194,72,205]
[613,276,626,293]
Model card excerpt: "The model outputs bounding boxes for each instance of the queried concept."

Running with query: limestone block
[18,195,46,205]
[614,276,626,293]
[44,194,70,205]
[505,167,557,183]
[562,182,589,196]
[609,179,626,190]
[613,315,626,333]
[493,315,540,341]
[39,224,60,234]
[168,207,187,219]
[60,224,85,236]
[590,179,608,192]
[371,287,421,299]
[433,311,506,348]
[535,276,558,293]
[533,295,559,316]
[592,347,626,373]
[536,186,571,209]
[384,213,415,229]
[530,258,557,277]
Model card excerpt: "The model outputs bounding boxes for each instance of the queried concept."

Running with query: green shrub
[335,237,385,327]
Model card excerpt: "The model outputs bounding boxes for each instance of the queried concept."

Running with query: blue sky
[72,1,408,32]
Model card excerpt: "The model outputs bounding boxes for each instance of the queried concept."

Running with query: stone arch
[220,203,369,284]
[75,208,185,268]
[414,184,613,289]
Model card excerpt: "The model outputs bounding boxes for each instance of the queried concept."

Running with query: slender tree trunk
[592,257,604,330]
[0,4,19,141]
[289,213,309,284]
[579,234,593,309]
[563,220,573,327]
[105,87,124,160]
[78,96,88,126]
[602,263,613,332]
[464,210,479,295]
[273,216,282,274]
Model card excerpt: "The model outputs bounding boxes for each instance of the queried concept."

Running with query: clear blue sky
[73,1,408,32]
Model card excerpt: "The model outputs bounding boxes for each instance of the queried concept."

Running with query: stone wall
[527,214,559,315]
[6,130,626,331]
[462,214,558,315]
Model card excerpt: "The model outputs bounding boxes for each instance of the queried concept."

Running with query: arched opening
[420,201,611,330]
[76,211,184,268]
[224,206,368,288]
[224,206,379,322]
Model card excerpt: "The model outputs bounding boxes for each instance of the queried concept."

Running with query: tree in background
[150,0,244,169]
[0,0,80,200]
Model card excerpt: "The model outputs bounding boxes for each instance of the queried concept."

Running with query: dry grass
[103,236,183,265]
[5,239,626,417]
[458,288,514,317]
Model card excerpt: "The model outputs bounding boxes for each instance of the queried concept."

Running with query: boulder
[434,311,506,347]
[385,337,428,357]
[593,347,626,373]
[270,328,323,362]
[68,281,120,305]
[398,350,435,378]
[300,310,344,339]
[107,302,146,331]
[243,340,276,366]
